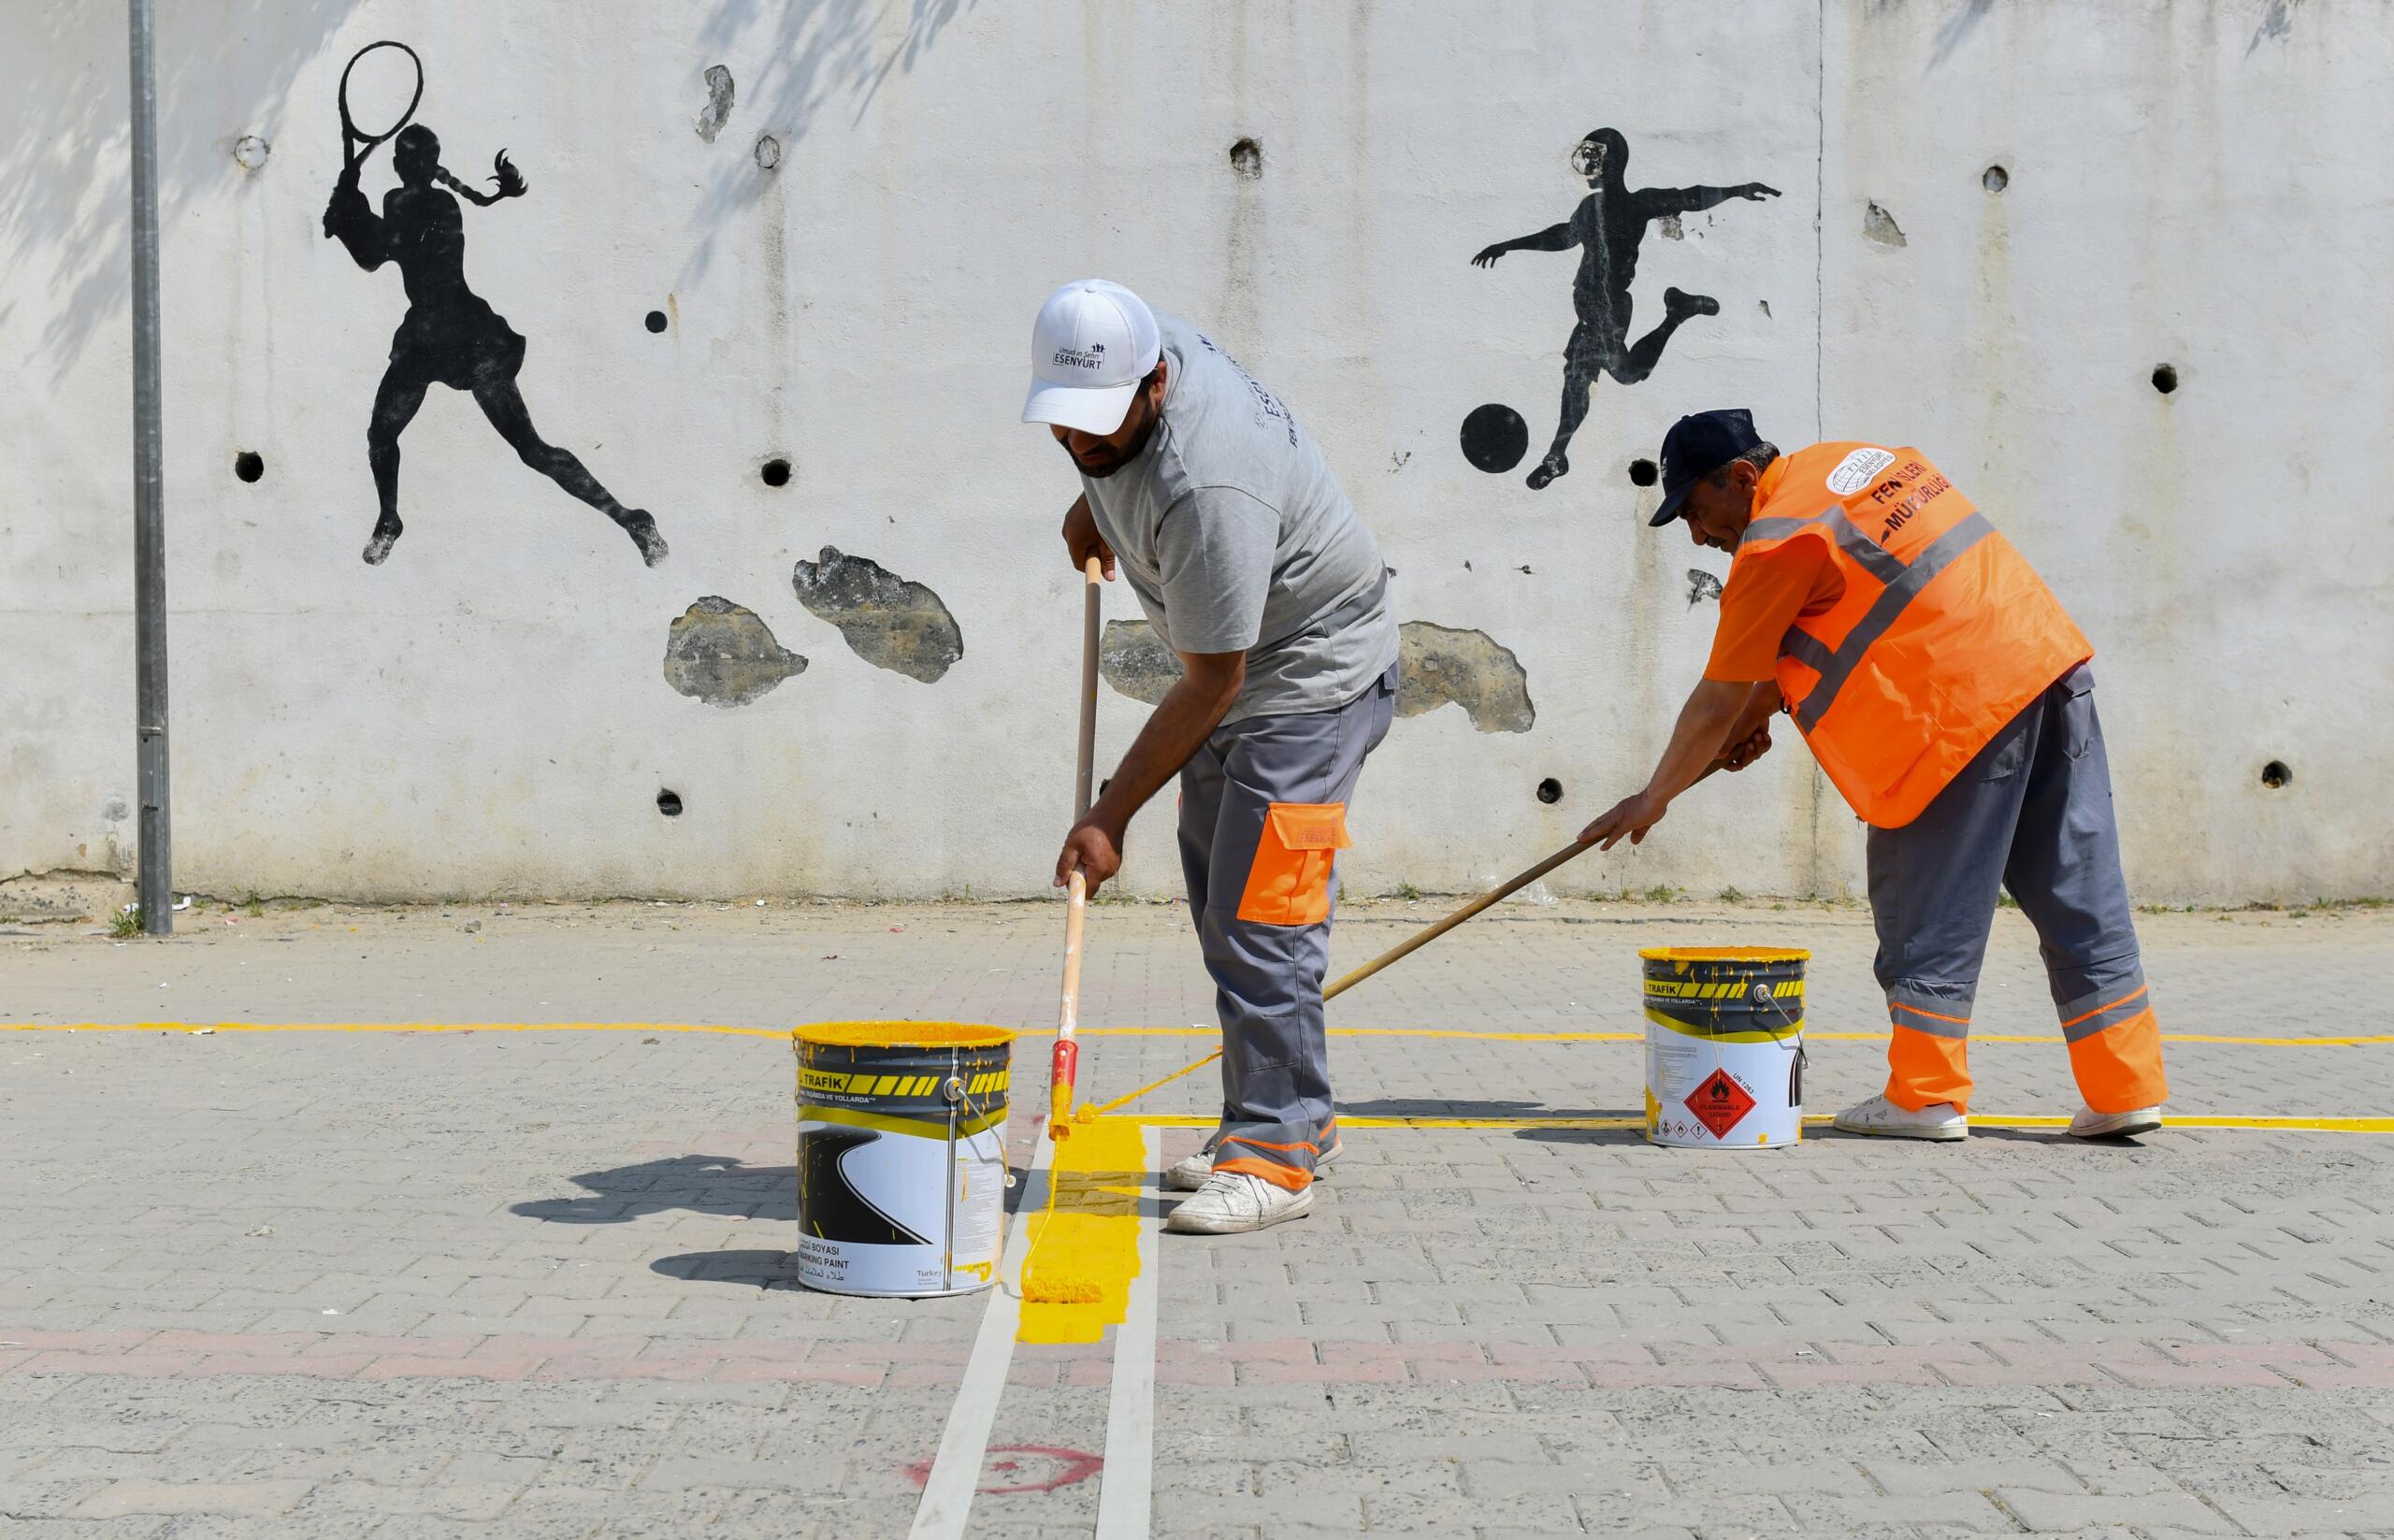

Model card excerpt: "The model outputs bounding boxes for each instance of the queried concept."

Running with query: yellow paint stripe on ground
[10,1022,2394,1048]
[1117,1113,2394,1134]
[1017,1117,1147,1346]
[0,1020,783,1038]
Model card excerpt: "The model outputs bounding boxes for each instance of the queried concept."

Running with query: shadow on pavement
[1340,1097,1579,1119]
[650,1248,797,1288]
[510,1154,797,1224]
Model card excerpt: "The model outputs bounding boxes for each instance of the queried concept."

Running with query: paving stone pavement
[3,898,2391,1536]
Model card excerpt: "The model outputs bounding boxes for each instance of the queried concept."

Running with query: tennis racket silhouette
[336,40,423,170]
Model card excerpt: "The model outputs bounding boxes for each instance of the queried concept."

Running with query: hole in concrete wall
[1983,165,2009,193]
[232,135,270,172]
[233,450,264,483]
[1536,777,1564,804]
[1229,137,1263,180]
[755,134,782,170]
[645,310,669,334]
[760,457,791,488]
[2260,760,2292,790]
[656,789,684,816]
[2151,363,2178,394]
[1627,458,1658,487]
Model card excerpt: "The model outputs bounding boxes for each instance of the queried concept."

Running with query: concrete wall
[3,0,2385,906]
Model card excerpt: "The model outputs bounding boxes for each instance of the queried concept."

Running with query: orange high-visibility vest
[1738,443,2091,828]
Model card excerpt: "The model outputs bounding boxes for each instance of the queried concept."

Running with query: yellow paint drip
[1017,1118,1146,1344]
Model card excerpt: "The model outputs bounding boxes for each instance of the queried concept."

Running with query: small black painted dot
[2260,760,2291,790]
[760,457,791,488]
[1983,165,2009,193]
[1627,458,1658,487]
[2151,363,2178,394]
[656,789,684,816]
[644,309,669,334]
[1536,777,1564,805]
[233,450,264,483]
[1229,137,1262,180]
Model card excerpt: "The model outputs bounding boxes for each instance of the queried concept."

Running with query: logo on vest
[1051,342,1108,371]
[1825,447,1897,497]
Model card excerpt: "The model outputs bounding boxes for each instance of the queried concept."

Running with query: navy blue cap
[1649,409,1761,526]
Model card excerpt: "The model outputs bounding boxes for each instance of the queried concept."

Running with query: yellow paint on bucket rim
[1637,945,1813,965]
[791,1020,1016,1049]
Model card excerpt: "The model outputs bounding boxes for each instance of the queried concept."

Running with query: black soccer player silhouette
[323,121,669,568]
[1472,128,1779,490]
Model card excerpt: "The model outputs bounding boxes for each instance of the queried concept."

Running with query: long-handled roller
[1046,554,1105,1142]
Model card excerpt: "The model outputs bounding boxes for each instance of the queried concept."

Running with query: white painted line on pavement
[1093,1127,1162,1539]
[908,1137,1046,1540]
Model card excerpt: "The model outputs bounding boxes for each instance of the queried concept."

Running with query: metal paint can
[1639,948,1808,1149]
[791,1021,1015,1297]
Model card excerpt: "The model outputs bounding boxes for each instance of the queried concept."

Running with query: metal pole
[128,0,172,937]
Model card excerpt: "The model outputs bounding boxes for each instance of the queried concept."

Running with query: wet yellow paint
[1017,1118,1146,1345]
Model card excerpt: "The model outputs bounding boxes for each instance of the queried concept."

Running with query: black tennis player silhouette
[1472,128,1779,490]
[322,43,668,567]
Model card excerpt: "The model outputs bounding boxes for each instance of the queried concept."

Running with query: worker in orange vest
[1580,410,2168,1140]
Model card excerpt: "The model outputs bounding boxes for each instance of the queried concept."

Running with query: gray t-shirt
[1080,314,1397,724]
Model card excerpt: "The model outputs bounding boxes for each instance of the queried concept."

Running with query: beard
[1060,408,1160,479]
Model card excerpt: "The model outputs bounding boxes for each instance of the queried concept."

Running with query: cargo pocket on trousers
[1235,802,1351,927]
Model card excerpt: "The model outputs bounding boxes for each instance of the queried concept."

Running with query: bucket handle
[1748,981,1809,1086]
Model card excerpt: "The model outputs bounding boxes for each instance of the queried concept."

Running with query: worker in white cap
[1022,280,1399,1234]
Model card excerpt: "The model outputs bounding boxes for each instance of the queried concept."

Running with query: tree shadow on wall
[680,0,975,285]
[0,0,369,381]
[510,1153,797,1225]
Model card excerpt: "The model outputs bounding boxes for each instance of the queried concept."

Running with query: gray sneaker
[1164,1137,1343,1192]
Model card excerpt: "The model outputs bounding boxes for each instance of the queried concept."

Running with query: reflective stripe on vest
[1783,511,1996,733]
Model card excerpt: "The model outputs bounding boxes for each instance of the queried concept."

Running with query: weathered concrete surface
[0,3,2385,902]
[1395,620,1536,733]
[2,902,2390,1534]
[790,546,963,684]
[660,596,805,707]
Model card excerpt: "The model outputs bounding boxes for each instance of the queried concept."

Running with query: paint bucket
[792,1021,1015,1298]
[1639,947,1808,1149]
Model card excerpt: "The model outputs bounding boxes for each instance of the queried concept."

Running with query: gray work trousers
[1866,663,2170,1114]
[1177,663,1397,1189]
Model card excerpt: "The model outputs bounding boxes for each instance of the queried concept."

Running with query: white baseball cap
[1020,279,1161,436]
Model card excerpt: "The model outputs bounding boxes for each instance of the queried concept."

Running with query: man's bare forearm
[1086,665,1241,833]
[1641,678,1753,805]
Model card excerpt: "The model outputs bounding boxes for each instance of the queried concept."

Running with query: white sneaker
[1163,1172,1313,1234]
[1833,1094,1968,1141]
[2070,1104,2163,1139]
[1165,1138,1341,1192]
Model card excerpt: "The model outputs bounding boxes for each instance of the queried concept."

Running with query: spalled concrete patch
[1098,618,1536,734]
[1686,569,1724,606]
[662,597,807,707]
[791,547,964,684]
[1864,200,1908,248]
[1397,621,1535,733]
[694,65,735,143]
[1098,620,1181,705]
[0,869,131,925]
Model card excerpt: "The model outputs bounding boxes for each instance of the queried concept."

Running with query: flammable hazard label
[1684,1069,1756,1140]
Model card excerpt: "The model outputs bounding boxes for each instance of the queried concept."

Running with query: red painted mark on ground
[904,1444,1103,1495]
